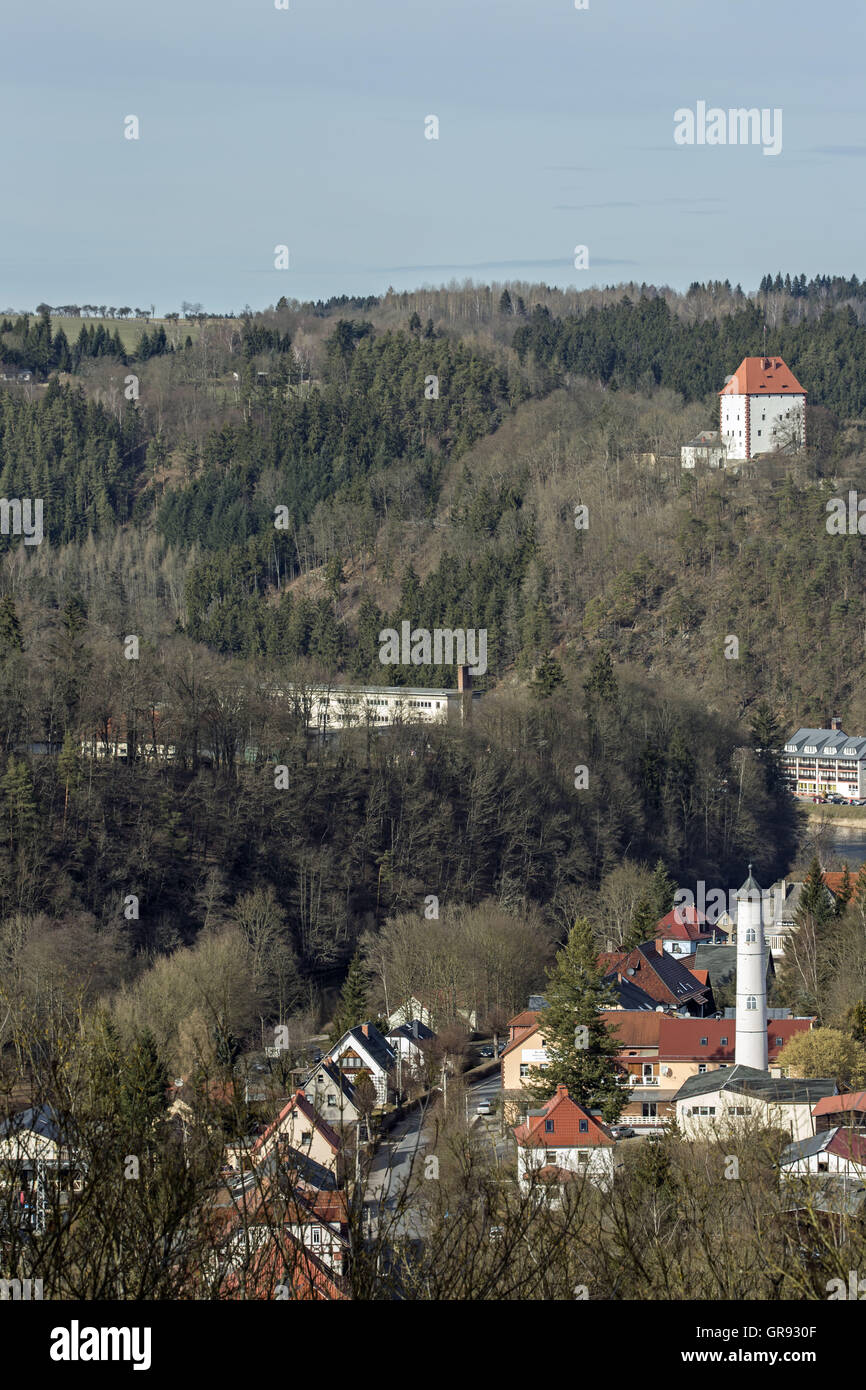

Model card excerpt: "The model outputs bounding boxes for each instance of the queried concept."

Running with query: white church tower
[735,865,768,1071]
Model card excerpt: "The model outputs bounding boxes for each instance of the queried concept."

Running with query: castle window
[745,929,756,943]
[746,996,757,1011]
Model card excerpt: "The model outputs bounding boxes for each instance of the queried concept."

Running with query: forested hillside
[2,274,865,1036]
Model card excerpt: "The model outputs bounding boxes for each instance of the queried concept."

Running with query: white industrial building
[719,355,806,460]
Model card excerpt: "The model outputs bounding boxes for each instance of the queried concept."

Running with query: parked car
[611,1125,635,1139]
[496,1041,506,1054]
[476,1099,493,1116]
[479,1045,494,1058]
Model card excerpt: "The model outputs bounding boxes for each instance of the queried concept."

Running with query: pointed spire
[737,864,762,897]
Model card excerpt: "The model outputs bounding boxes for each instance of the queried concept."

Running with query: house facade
[675,1065,836,1141]
[323,1024,396,1107]
[513,1086,616,1190]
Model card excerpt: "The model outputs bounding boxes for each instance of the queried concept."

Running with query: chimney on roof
[556,1084,568,1098]
[361,1024,369,1038]
[831,716,842,732]
[457,664,471,693]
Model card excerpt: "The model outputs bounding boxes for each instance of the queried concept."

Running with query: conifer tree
[527,919,623,1122]
[2,755,38,851]
[0,594,23,656]
[649,858,677,920]
[331,951,371,1039]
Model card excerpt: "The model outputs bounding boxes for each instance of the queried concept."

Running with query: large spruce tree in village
[330,950,371,1040]
[527,918,623,1123]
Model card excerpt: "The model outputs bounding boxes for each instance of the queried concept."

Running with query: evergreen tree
[621,897,660,952]
[0,594,23,655]
[527,919,623,1122]
[2,756,38,850]
[120,1031,170,1130]
[749,701,783,791]
[530,653,564,699]
[331,950,370,1039]
[649,858,677,920]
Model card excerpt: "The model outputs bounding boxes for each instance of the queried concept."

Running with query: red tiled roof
[656,905,708,938]
[813,1091,866,1117]
[600,1010,663,1048]
[599,943,709,1008]
[513,1086,614,1148]
[719,356,806,397]
[509,1010,542,1030]
[657,1017,812,1062]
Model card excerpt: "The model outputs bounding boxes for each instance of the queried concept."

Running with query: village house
[813,1091,866,1133]
[655,905,727,956]
[675,1065,836,1141]
[323,1023,396,1107]
[599,939,715,1016]
[680,429,726,470]
[251,1091,343,1184]
[303,1059,362,1131]
[388,994,477,1032]
[513,1086,616,1190]
[780,1127,866,1181]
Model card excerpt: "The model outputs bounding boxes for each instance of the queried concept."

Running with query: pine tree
[0,594,23,656]
[649,858,677,919]
[527,919,623,1122]
[622,898,658,952]
[530,653,564,699]
[2,756,38,850]
[331,951,370,1039]
[120,1031,169,1130]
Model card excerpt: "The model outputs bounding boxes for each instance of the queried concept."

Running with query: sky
[2,0,865,313]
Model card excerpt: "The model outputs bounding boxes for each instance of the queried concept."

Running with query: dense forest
[1,273,865,1045]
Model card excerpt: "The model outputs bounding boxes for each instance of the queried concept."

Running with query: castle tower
[735,865,768,1070]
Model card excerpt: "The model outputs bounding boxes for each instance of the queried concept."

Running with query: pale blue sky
[3,0,865,312]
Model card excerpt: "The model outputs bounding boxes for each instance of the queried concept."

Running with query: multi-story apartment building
[780,720,866,798]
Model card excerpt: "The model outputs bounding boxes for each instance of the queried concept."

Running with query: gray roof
[738,865,763,898]
[693,943,775,989]
[675,1064,837,1106]
[527,995,548,1011]
[388,1020,435,1043]
[783,727,866,759]
[0,1105,65,1144]
[786,1179,866,1218]
[781,1129,836,1165]
[342,1023,396,1072]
